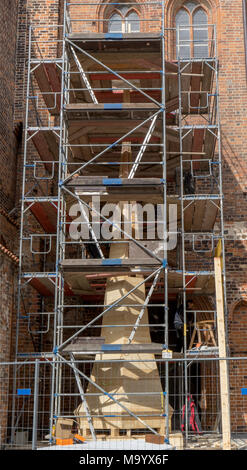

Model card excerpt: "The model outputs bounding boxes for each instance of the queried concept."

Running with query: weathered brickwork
[0,1,18,213]
[0,1,19,444]
[0,0,18,364]
[1,0,247,438]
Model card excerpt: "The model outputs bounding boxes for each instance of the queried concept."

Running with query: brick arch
[165,0,221,59]
[228,297,247,354]
[96,1,144,33]
[165,0,219,27]
[96,0,144,25]
[174,1,211,19]
[229,296,247,322]
[228,297,247,432]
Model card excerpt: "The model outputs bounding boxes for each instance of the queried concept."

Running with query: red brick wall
[0,0,18,445]
[2,0,247,438]
[216,0,247,432]
[0,0,18,363]
[0,1,18,213]
[229,301,247,433]
[11,0,63,358]
[218,0,247,305]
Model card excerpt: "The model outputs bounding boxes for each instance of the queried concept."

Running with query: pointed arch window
[108,13,122,33]
[126,11,140,32]
[176,2,209,58]
[108,7,140,33]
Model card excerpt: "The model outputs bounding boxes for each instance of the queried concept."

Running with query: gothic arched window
[176,2,208,58]
[108,7,140,33]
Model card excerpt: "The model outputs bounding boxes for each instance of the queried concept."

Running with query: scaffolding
[4,0,242,450]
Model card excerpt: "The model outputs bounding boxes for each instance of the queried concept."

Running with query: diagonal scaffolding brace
[128,114,158,179]
[70,46,98,104]
[77,200,105,259]
[70,353,96,440]
[128,267,162,344]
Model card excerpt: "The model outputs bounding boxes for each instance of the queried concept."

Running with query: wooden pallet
[80,422,166,439]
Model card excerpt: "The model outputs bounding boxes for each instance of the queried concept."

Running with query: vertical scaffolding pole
[11,25,33,445]
[177,56,189,442]
[70,354,96,440]
[49,0,67,441]
[32,359,40,450]
[162,0,169,442]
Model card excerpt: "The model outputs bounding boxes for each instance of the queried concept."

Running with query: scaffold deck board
[29,277,56,297]
[67,176,164,201]
[25,269,215,298]
[184,198,219,232]
[75,51,162,76]
[25,276,74,297]
[28,130,58,169]
[181,61,214,114]
[61,258,161,274]
[168,271,215,295]
[62,341,165,355]
[65,102,160,113]
[60,267,215,296]
[68,176,164,187]
[28,201,57,233]
[68,32,162,42]
[27,200,73,234]
[33,62,61,115]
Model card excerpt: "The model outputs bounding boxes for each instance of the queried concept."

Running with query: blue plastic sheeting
[17,388,31,396]
[105,33,123,40]
[241,388,247,395]
[102,178,122,185]
[101,344,122,351]
[104,103,123,110]
[102,259,122,266]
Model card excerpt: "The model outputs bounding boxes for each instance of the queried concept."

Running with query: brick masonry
[0,0,19,362]
[0,0,18,444]
[0,0,247,438]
